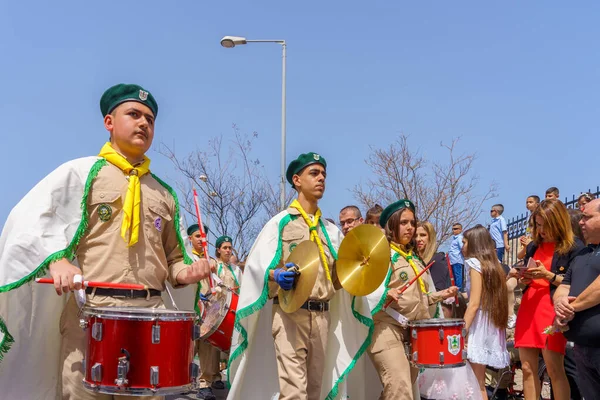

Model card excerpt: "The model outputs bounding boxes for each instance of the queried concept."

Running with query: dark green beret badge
[98,204,112,222]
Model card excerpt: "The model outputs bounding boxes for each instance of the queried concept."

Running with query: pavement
[166,385,228,400]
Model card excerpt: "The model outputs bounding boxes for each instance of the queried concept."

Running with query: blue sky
[1,1,598,230]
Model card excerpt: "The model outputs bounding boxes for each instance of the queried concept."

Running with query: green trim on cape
[324,253,394,399]
[226,213,293,388]
[0,316,14,362]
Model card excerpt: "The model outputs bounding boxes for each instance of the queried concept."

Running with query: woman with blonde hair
[416,221,451,293]
[512,199,585,400]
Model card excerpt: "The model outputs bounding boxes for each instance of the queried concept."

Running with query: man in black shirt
[554,198,600,399]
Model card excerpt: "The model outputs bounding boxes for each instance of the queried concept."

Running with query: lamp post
[220,35,287,211]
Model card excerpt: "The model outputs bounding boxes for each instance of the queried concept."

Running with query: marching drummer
[367,200,457,399]
[227,152,371,400]
[186,223,223,400]
[0,84,213,400]
[214,235,242,294]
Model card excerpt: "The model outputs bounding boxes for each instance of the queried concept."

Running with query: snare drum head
[82,306,197,320]
[200,290,231,337]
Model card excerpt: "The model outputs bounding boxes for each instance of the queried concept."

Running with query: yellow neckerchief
[218,261,240,288]
[192,248,204,258]
[390,242,427,293]
[98,142,151,247]
[289,199,332,281]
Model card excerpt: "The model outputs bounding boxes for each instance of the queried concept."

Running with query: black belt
[85,287,161,299]
[273,297,329,312]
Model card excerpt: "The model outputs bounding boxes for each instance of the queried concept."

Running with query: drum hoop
[83,307,197,321]
[199,288,234,339]
[83,381,194,396]
[408,318,465,327]
[410,361,466,369]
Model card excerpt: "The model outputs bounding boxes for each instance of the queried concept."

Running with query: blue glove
[274,266,297,291]
[199,293,210,302]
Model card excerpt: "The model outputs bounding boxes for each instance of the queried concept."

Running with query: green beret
[215,235,233,249]
[286,152,327,186]
[100,83,158,117]
[379,199,416,228]
[187,224,209,236]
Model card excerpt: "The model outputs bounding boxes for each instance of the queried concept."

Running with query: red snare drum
[408,318,466,368]
[82,307,199,396]
[199,287,239,352]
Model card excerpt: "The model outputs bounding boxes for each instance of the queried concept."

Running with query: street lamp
[220,35,287,211]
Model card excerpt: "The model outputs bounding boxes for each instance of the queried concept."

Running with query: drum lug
[462,327,467,337]
[150,366,159,386]
[115,353,130,388]
[462,349,468,361]
[438,328,444,341]
[439,352,445,364]
[192,324,201,341]
[152,325,161,344]
[91,363,102,383]
[92,322,103,341]
[411,329,417,339]
[190,363,199,379]
[79,318,88,330]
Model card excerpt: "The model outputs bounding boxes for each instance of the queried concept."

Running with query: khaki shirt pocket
[88,190,122,235]
[146,198,173,245]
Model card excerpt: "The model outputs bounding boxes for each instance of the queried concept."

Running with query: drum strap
[384,307,409,326]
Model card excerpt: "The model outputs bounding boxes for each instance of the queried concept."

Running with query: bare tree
[353,134,497,245]
[159,125,281,259]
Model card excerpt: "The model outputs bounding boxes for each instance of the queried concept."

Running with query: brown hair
[532,199,575,255]
[416,221,438,263]
[366,204,384,220]
[568,208,584,242]
[462,225,508,329]
[384,207,417,251]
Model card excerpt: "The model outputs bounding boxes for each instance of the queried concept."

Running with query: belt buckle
[308,300,323,312]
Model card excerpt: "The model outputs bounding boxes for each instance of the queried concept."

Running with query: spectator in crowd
[554,198,600,399]
[416,221,452,292]
[577,192,594,211]
[513,199,585,400]
[518,195,541,262]
[448,222,465,291]
[338,205,363,235]
[489,204,509,262]
[364,203,384,228]
[546,187,560,200]
[568,208,584,243]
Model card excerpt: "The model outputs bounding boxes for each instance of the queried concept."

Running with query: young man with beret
[226,152,372,400]
[0,84,212,400]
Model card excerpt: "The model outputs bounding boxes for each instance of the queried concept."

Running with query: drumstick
[383,260,435,309]
[192,186,215,294]
[36,278,147,290]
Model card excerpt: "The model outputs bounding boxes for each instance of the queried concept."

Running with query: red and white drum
[408,318,466,368]
[82,307,199,396]
[198,287,239,352]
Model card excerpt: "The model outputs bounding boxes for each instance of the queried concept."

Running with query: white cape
[0,157,194,400]
[226,211,375,400]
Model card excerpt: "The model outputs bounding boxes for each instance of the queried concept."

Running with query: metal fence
[504,186,599,265]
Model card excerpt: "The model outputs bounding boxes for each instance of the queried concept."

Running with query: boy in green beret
[227,152,372,399]
[0,83,213,399]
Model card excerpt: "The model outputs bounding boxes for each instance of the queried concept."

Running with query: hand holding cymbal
[278,241,320,313]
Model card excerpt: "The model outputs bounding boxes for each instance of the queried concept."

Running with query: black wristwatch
[550,273,557,283]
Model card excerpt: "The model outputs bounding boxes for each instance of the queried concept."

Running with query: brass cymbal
[337,224,390,296]
[278,240,321,313]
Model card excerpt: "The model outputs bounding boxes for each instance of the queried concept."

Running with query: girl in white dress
[462,225,510,400]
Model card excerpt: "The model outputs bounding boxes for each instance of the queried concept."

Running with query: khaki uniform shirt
[217,260,242,293]
[75,163,188,296]
[373,251,431,327]
[269,206,337,301]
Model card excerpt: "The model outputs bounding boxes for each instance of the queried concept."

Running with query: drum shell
[408,318,466,368]
[82,307,198,395]
[200,290,239,352]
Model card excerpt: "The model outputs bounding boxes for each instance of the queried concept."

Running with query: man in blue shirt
[489,204,510,262]
[448,223,465,290]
